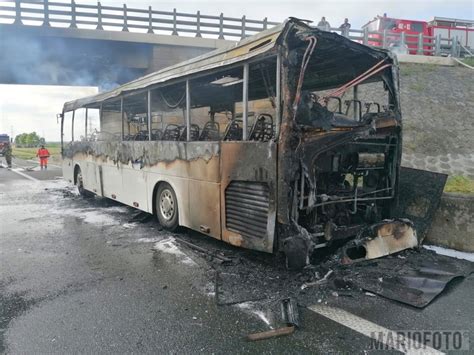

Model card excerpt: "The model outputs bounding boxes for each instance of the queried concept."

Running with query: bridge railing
[0,0,464,56]
[0,0,279,39]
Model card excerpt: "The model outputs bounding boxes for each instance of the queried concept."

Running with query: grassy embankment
[462,57,474,67]
[12,143,61,163]
[444,175,474,194]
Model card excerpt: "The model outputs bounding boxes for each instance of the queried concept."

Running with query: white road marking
[27,159,61,168]
[423,245,474,262]
[308,304,444,355]
[9,168,40,182]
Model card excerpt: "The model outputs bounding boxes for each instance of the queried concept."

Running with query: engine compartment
[290,91,401,248]
[298,135,399,243]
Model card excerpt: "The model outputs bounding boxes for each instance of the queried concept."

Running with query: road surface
[1,157,473,353]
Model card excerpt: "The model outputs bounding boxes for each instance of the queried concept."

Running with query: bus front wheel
[156,182,179,231]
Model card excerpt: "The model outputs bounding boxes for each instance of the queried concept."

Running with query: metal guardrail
[0,0,464,56]
[0,0,279,40]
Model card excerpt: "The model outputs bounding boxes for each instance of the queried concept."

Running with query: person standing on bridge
[339,18,351,36]
[317,17,331,31]
[36,145,50,170]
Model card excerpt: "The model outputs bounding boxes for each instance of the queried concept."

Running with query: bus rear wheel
[156,182,179,231]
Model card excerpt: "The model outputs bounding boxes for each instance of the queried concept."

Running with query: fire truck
[0,134,10,156]
[362,16,473,55]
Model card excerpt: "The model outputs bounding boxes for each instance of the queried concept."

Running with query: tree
[14,132,44,147]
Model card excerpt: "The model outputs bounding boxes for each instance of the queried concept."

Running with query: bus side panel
[220,142,277,253]
[187,180,221,240]
[101,162,123,201]
[145,141,221,239]
[62,157,74,183]
[84,161,99,195]
[121,164,149,212]
[186,142,221,240]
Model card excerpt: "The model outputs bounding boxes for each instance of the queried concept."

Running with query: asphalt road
[1,158,473,354]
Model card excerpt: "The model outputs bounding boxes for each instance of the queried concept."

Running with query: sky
[0,85,97,141]
[0,0,472,142]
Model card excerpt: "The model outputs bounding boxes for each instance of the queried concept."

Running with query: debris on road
[340,219,418,263]
[47,177,472,320]
[395,168,448,241]
[246,326,295,342]
[301,269,333,290]
[281,298,300,328]
[329,248,474,307]
[175,238,232,264]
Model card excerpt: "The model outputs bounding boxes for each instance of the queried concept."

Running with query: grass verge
[444,175,474,194]
[462,57,474,67]
[12,144,61,161]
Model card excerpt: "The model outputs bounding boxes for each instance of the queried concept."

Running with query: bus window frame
[61,53,281,146]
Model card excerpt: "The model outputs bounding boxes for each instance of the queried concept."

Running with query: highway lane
[1,164,473,353]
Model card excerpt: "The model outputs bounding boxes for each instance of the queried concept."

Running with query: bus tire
[74,166,93,198]
[156,182,179,231]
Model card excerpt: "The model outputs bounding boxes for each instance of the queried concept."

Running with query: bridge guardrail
[0,0,279,40]
[0,0,463,56]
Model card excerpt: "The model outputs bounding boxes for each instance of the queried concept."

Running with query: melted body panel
[220,141,277,253]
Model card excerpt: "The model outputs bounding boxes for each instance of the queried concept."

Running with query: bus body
[62,19,402,267]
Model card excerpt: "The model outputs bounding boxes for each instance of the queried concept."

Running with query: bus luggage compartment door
[220,141,277,253]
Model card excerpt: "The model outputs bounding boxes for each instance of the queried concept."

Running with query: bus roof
[64,18,393,112]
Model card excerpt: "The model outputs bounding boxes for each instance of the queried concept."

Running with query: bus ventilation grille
[225,181,269,239]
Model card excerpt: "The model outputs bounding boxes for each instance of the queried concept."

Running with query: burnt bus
[61,18,403,268]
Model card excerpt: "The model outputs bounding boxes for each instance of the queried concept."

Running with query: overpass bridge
[0,0,279,87]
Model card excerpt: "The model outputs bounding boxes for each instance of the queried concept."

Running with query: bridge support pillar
[14,0,22,25]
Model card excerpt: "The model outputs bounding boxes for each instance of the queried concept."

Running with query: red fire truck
[362,16,473,55]
[0,134,11,156]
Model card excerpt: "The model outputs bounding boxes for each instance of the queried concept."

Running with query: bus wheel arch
[153,181,179,231]
[74,164,92,198]
[73,164,81,185]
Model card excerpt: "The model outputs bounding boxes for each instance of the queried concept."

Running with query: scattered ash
[167,230,474,312]
[167,230,343,311]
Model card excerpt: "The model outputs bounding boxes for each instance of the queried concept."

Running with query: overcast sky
[0,0,472,141]
[0,85,97,141]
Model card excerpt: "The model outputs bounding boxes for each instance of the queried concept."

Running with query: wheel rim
[159,188,175,221]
